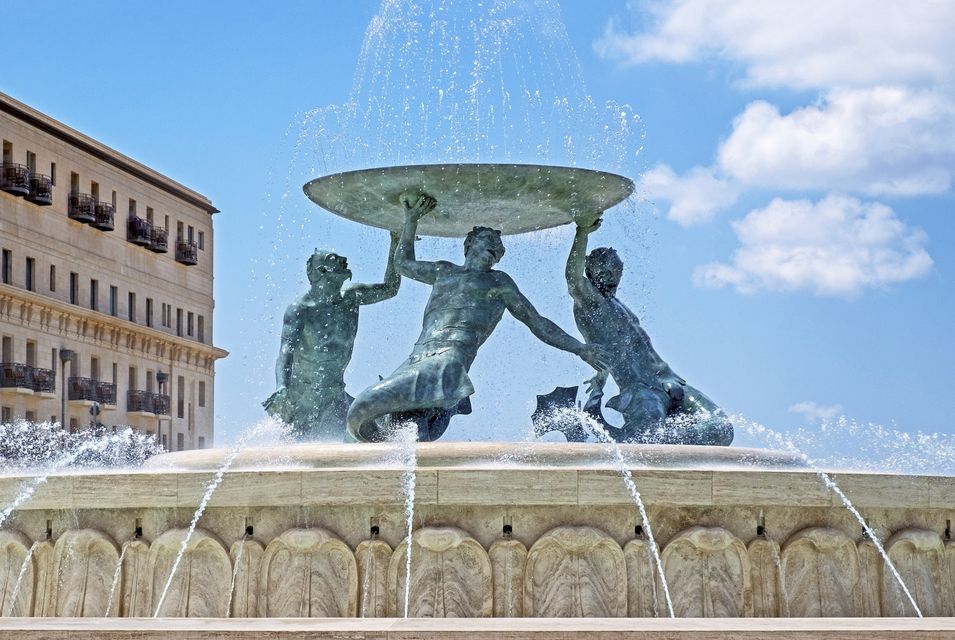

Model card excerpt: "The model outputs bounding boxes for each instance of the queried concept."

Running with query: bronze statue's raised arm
[394,192,444,284]
[500,275,606,370]
[345,232,402,305]
[566,218,602,303]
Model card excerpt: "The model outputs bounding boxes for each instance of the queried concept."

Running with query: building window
[1,407,11,424]
[91,181,99,202]
[128,366,137,391]
[176,308,183,337]
[146,206,154,225]
[128,292,136,322]
[177,375,185,418]
[177,432,184,451]
[70,272,79,304]
[177,221,183,241]
[25,410,36,423]
[50,162,56,186]
[1,336,11,361]
[70,171,79,194]
[187,312,194,337]
[198,437,205,449]
[187,225,194,243]
[146,298,154,327]
[1,250,11,285]
[49,265,56,292]
[109,286,118,316]
[197,315,205,343]
[25,258,35,292]
[198,381,206,407]
[25,151,36,172]
[128,198,137,217]
[25,341,36,367]
[90,356,99,381]
[198,231,205,250]
[90,279,98,311]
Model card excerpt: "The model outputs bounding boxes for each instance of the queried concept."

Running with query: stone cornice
[0,284,228,373]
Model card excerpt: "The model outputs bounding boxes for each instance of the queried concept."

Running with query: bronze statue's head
[306,249,352,285]
[585,247,623,296]
[464,226,505,269]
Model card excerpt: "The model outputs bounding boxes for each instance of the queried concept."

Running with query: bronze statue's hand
[400,191,437,222]
[576,214,603,233]
[585,370,609,396]
[578,343,610,371]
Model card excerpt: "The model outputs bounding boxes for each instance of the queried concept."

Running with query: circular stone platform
[303,163,634,237]
[144,442,805,472]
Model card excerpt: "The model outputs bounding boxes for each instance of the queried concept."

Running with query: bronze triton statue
[345,193,607,442]
[263,233,400,440]
[556,217,733,445]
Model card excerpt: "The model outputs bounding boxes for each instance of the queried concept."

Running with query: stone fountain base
[0,442,953,619]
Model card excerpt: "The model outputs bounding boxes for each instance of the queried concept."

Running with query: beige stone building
[0,91,226,450]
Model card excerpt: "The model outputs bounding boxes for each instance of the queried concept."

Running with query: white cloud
[790,401,843,423]
[638,163,739,226]
[717,87,955,196]
[693,195,933,297]
[595,1,955,90]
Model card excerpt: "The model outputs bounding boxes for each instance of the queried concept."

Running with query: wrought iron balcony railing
[68,193,96,223]
[0,163,30,196]
[95,381,117,405]
[31,367,55,394]
[127,389,154,413]
[148,226,169,253]
[176,240,198,265]
[152,393,171,416]
[127,216,152,246]
[0,362,33,389]
[25,174,53,206]
[92,201,115,231]
[67,376,98,402]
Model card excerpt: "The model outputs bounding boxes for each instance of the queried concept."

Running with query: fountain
[0,1,953,637]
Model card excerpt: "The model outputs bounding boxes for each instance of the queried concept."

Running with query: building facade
[0,92,226,450]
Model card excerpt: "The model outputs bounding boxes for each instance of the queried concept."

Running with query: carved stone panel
[119,540,151,617]
[148,528,232,617]
[662,527,752,618]
[228,539,264,618]
[489,538,526,618]
[388,527,492,618]
[356,539,391,618]
[748,538,786,617]
[883,528,954,617]
[258,528,357,618]
[525,526,626,618]
[782,527,859,617]
[0,531,34,617]
[856,540,882,617]
[30,540,54,618]
[49,529,120,617]
[624,538,664,618]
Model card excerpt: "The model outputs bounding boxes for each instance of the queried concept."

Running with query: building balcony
[127,216,152,246]
[67,376,99,403]
[0,362,35,394]
[25,174,53,206]
[31,367,55,397]
[148,226,169,253]
[176,240,198,265]
[128,389,170,416]
[92,201,115,231]
[1,163,31,197]
[95,381,117,406]
[68,193,96,223]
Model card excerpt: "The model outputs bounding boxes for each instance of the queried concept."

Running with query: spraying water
[4,540,38,616]
[0,429,162,530]
[224,534,249,618]
[103,541,130,617]
[153,419,287,617]
[564,408,675,617]
[737,415,923,617]
[392,421,418,618]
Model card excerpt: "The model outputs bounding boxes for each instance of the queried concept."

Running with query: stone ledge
[0,618,952,639]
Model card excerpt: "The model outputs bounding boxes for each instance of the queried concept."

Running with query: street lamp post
[156,371,168,449]
[58,349,74,431]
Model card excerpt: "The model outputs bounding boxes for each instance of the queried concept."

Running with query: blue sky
[3,1,953,458]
